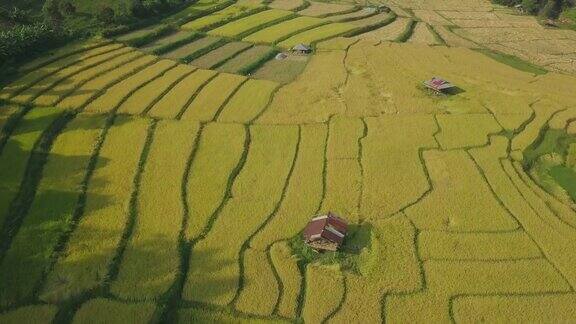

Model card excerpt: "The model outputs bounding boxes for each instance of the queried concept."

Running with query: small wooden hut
[291,43,312,55]
[423,77,456,94]
[303,212,348,252]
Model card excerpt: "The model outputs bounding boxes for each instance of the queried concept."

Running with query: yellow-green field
[1,0,576,323]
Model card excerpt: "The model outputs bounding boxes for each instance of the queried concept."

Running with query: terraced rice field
[216,45,276,74]
[161,36,224,61]
[181,4,264,31]
[298,1,357,17]
[208,9,295,38]
[1,1,576,323]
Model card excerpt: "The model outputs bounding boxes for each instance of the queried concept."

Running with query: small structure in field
[514,4,526,14]
[275,52,288,60]
[303,212,348,252]
[291,43,312,55]
[423,77,456,94]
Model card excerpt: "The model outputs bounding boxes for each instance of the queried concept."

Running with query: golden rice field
[1,0,576,323]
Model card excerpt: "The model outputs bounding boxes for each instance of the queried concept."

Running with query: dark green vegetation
[475,49,548,75]
[524,128,576,204]
[491,0,575,19]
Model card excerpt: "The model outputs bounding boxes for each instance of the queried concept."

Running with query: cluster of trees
[492,0,575,19]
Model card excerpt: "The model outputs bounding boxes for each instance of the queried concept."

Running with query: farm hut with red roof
[303,212,348,252]
[423,77,456,94]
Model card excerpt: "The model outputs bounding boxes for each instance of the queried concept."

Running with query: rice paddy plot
[180,73,246,121]
[208,9,295,38]
[216,45,276,74]
[110,121,199,300]
[298,1,356,17]
[217,79,278,122]
[117,65,194,115]
[0,104,22,133]
[269,241,302,319]
[183,125,298,306]
[277,23,357,48]
[252,53,308,84]
[189,42,252,69]
[181,4,264,31]
[357,17,411,41]
[328,8,377,22]
[348,12,394,28]
[269,0,305,11]
[162,36,224,61]
[147,69,217,119]
[115,25,159,43]
[162,0,232,24]
[140,30,199,53]
[243,16,327,44]
[73,299,156,323]
[185,123,246,240]
[1,43,124,101]
[435,113,502,149]
[32,49,142,107]
[302,264,344,324]
[407,22,440,45]
[84,60,176,114]
[0,305,57,324]
[11,46,128,105]
[0,107,62,241]
[0,114,106,308]
[40,117,149,303]
[57,55,157,110]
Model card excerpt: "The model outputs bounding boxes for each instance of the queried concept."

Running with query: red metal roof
[424,77,455,91]
[303,212,348,245]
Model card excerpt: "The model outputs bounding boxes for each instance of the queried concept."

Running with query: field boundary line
[0,104,31,155]
[212,78,249,121]
[175,74,220,120]
[141,68,198,116]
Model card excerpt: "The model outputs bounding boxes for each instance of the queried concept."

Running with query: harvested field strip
[110,121,199,300]
[418,231,542,261]
[328,8,377,22]
[217,79,279,123]
[302,264,344,324]
[185,123,246,241]
[435,114,501,150]
[0,305,57,323]
[277,23,357,48]
[269,0,305,11]
[183,125,298,306]
[452,294,576,322]
[0,115,106,308]
[208,9,295,38]
[73,298,156,323]
[216,45,276,74]
[141,31,201,55]
[358,17,410,41]
[40,117,149,303]
[181,4,265,31]
[57,55,158,110]
[405,150,518,232]
[189,42,252,69]
[270,241,301,319]
[11,46,128,105]
[243,16,327,44]
[180,72,246,121]
[17,40,111,75]
[33,50,143,107]
[148,69,218,119]
[84,60,176,114]
[0,107,62,249]
[162,36,224,61]
[298,2,356,17]
[252,55,309,84]
[234,248,279,316]
[251,124,326,250]
[0,44,123,101]
[407,22,440,45]
[117,65,194,115]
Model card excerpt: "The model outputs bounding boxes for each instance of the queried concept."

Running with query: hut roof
[292,43,312,52]
[303,212,348,245]
[423,77,455,92]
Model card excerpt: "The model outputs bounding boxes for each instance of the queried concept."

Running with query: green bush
[0,23,69,67]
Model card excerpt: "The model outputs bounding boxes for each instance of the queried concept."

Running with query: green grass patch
[475,48,548,76]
